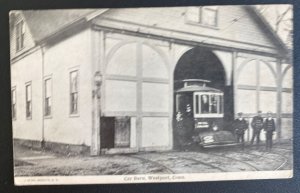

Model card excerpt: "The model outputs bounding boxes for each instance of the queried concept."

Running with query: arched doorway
[173,47,234,147]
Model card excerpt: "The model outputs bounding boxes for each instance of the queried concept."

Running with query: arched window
[106,43,137,77]
[237,59,256,86]
[282,67,292,88]
[259,61,276,87]
[105,42,169,113]
[142,44,168,79]
[282,67,293,114]
[236,59,277,114]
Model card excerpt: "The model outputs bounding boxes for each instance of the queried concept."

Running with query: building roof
[244,6,288,55]
[22,9,100,42]
[18,6,288,54]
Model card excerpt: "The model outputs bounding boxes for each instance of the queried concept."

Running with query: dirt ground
[14,142,293,176]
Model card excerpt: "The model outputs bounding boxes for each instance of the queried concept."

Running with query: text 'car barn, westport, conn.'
[10,6,292,155]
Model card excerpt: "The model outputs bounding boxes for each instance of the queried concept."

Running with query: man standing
[264,112,276,151]
[251,110,264,148]
[175,111,184,147]
[184,104,194,146]
[233,112,248,150]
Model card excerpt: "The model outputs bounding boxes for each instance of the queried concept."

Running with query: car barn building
[10,6,293,155]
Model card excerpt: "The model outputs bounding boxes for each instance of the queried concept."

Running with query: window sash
[70,70,78,114]
[200,7,218,27]
[26,101,32,118]
[70,93,78,114]
[70,71,78,93]
[45,97,51,116]
[44,79,52,116]
[12,104,16,119]
[25,84,32,118]
[12,89,16,119]
[12,89,16,104]
[45,79,51,98]
[26,85,31,101]
[16,21,25,51]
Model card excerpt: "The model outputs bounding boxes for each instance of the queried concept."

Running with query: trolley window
[194,92,223,117]
[201,94,209,113]
[176,93,193,115]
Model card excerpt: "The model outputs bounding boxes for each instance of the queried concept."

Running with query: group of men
[233,110,276,151]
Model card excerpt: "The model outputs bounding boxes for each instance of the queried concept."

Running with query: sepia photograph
[10,4,293,185]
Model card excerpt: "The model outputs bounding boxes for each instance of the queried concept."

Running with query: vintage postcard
[10,4,293,185]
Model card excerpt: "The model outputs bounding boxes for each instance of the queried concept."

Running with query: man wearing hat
[251,110,264,148]
[264,111,276,151]
[233,112,248,150]
[183,104,194,146]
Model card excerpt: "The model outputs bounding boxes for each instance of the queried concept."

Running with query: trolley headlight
[212,124,218,131]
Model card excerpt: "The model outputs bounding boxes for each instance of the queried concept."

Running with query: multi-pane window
[200,6,218,27]
[186,6,218,27]
[70,71,78,114]
[12,88,16,119]
[194,93,223,117]
[25,83,32,118]
[44,78,52,116]
[16,20,25,51]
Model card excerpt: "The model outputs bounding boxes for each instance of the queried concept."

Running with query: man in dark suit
[233,112,248,150]
[264,111,276,151]
[251,110,264,148]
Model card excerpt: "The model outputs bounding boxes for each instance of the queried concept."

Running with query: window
[176,94,193,113]
[16,20,25,51]
[25,83,32,119]
[194,93,223,117]
[12,88,16,120]
[200,6,218,27]
[201,94,209,113]
[70,70,78,115]
[186,6,218,27]
[44,78,52,116]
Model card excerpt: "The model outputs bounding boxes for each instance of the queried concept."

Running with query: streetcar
[175,79,238,148]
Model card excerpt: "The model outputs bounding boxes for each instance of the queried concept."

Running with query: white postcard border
[15,170,293,186]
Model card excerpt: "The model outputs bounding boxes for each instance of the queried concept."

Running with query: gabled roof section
[20,7,289,57]
[22,9,108,43]
[244,6,289,55]
[9,11,36,58]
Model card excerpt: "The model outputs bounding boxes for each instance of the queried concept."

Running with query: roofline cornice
[92,24,287,59]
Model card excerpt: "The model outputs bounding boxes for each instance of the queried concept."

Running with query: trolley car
[175,79,238,148]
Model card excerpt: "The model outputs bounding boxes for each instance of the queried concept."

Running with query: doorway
[173,47,234,147]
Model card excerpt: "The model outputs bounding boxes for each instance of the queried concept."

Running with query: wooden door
[100,117,115,148]
[114,117,130,147]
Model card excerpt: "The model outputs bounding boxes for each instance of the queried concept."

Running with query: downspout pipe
[41,45,45,149]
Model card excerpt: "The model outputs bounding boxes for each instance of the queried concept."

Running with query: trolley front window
[194,92,223,117]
